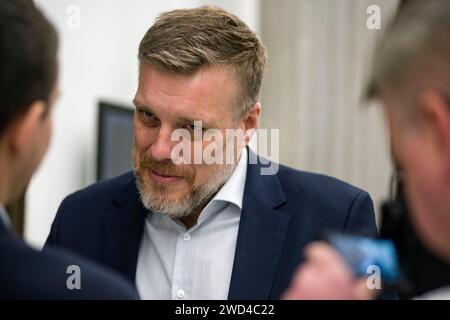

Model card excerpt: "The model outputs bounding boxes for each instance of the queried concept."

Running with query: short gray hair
[138,6,267,120]
[366,0,450,107]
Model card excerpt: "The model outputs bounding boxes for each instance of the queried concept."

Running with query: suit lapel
[99,150,291,296]
[228,150,291,299]
[102,176,147,282]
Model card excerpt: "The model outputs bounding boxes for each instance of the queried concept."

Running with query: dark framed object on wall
[97,101,135,181]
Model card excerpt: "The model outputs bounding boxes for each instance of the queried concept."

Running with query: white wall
[25,0,260,247]
[260,0,399,225]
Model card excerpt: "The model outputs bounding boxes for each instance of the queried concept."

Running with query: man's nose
[149,124,174,162]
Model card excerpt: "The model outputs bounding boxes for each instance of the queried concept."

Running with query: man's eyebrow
[132,99,146,108]
[132,99,156,113]
[132,99,217,128]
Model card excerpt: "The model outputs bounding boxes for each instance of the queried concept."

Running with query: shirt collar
[213,147,247,209]
[196,147,248,224]
[0,203,11,229]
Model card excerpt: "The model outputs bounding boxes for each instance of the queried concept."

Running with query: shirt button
[182,233,191,242]
[176,289,185,299]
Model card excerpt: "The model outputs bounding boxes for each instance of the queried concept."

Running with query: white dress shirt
[136,149,248,300]
[0,203,11,229]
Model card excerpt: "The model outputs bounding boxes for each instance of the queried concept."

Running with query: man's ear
[418,91,450,179]
[8,101,47,156]
[241,102,261,147]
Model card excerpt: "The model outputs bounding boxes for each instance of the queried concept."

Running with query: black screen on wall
[97,101,134,181]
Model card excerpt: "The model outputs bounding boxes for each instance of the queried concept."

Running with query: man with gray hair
[46,6,377,299]
[283,0,450,300]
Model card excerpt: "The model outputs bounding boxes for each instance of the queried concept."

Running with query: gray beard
[134,163,236,219]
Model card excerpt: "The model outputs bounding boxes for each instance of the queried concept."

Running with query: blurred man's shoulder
[0,232,137,299]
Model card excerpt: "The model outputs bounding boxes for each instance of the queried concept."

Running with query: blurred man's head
[368,0,450,261]
[133,6,266,220]
[0,0,58,204]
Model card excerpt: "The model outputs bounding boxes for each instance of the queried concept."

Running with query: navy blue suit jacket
[46,152,377,299]
[0,219,138,299]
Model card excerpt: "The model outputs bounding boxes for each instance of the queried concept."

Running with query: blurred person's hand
[282,242,378,300]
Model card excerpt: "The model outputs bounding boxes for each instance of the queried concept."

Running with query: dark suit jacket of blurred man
[0,210,138,299]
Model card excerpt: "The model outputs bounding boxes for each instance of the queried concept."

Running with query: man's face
[133,63,249,218]
[382,92,450,261]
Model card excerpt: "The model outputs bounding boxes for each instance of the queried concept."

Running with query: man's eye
[138,109,157,121]
[138,109,159,127]
[141,110,154,119]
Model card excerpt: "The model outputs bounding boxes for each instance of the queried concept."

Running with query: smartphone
[326,233,401,283]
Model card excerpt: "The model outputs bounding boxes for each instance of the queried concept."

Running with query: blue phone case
[327,233,401,283]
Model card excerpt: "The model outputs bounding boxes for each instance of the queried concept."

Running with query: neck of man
[178,193,216,229]
[179,213,200,230]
